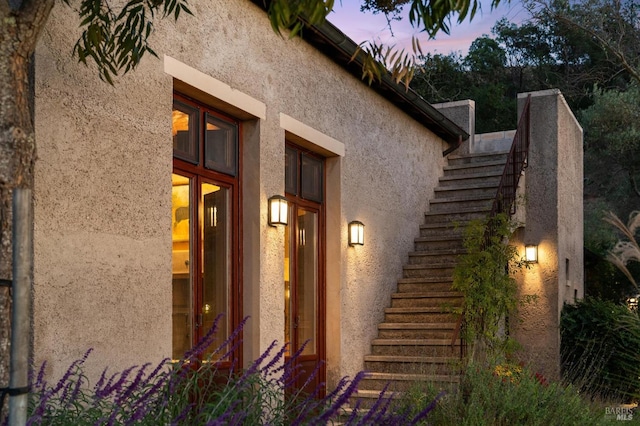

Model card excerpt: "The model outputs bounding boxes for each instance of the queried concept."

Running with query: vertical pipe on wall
[9,188,32,425]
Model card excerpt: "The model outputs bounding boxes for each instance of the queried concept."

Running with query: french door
[171,93,241,367]
[284,145,325,395]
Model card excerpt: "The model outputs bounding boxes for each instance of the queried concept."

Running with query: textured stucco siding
[513,90,583,381]
[33,0,447,385]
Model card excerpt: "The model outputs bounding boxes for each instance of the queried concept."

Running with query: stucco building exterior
[31,0,583,389]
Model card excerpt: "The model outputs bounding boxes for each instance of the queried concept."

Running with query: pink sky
[328,0,529,56]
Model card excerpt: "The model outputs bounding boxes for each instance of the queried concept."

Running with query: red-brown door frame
[172,92,243,370]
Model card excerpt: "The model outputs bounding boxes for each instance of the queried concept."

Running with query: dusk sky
[328,0,530,56]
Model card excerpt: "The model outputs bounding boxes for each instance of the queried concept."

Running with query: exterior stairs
[353,150,509,407]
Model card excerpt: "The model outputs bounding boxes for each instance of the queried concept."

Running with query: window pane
[172,101,199,163]
[285,147,298,195]
[201,183,231,360]
[172,173,192,361]
[301,154,323,202]
[284,207,293,357]
[205,114,237,176]
[297,209,317,355]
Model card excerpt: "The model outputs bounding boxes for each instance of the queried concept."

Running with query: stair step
[407,250,465,265]
[397,277,454,293]
[352,390,400,408]
[447,150,509,165]
[434,182,500,199]
[358,372,461,392]
[438,171,503,186]
[414,235,464,251]
[418,222,466,238]
[443,159,507,174]
[429,195,495,213]
[378,322,457,339]
[435,180,501,192]
[423,206,490,224]
[391,291,461,299]
[390,291,462,312]
[402,264,455,278]
[372,338,460,346]
[364,355,461,374]
[384,307,458,323]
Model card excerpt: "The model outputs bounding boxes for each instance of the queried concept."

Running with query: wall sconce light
[348,221,365,246]
[268,195,288,227]
[525,244,538,263]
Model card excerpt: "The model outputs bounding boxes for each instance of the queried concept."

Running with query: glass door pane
[201,182,231,360]
[172,173,192,361]
[284,207,293,357]
[297,208,317,356]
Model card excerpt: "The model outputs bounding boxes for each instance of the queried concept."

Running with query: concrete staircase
[354,150,509,406]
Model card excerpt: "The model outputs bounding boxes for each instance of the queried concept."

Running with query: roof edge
[248,0,469,150]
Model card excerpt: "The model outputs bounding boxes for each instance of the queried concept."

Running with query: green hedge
[561,298,640,402]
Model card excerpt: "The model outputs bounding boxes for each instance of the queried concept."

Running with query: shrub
[20,316,437,425]
[452,213,532,363]
[396,364,605,426]
[561,298,640,402]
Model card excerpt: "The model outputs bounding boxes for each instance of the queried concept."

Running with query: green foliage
[266,0,335,38]
[452,214,530,362]
[581,86,640,220]
[533,0,640,85]
[62,0,192,84]
[561,298,640,402]
[395,364,606,425]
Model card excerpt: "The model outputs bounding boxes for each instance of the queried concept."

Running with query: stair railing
[451,94,532,358]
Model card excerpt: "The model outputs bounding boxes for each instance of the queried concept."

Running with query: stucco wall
[34,0,448,385]
[513,90,583,380]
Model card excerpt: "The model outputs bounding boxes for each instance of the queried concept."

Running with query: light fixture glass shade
[348,221,365,246]
[268,195,288,226]
[525,244,538,263]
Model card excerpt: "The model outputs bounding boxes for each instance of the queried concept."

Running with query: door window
[172,94,241,364]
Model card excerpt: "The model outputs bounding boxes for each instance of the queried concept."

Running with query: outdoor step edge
[371,338,461,346]
[391,291,462,298]
[364,355,459,363]
[378,322,458,329]
[362,372,461,382]
[403,263,456,269]
[435,181,501,191]
[384,307,456,313]
[429,194,496,204]
[424,206,491,215]
[438,171,503,181]
[443,160,507,171]
[397,277,454,283]
[447,150,510,160]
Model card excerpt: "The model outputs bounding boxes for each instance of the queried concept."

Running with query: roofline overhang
[249,0,468,153]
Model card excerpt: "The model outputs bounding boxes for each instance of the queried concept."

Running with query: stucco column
[513,89,583,381]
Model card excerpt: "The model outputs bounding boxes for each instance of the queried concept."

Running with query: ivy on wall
[453,213,535,363]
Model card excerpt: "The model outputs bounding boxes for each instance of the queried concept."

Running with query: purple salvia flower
[356,383,393,425]
[321,371,368,421]
[240,340,278,380]
[260,342,288,377]
[95,370,120,399]
[48,348,92,396]
[97,365,137,398]
[34,361,47,388]
[183,313,226,361]
[93,368,108,393]
[66,375,84,410]
[116,362,150,404]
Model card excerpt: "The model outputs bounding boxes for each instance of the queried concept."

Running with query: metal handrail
[451,95,532,357]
